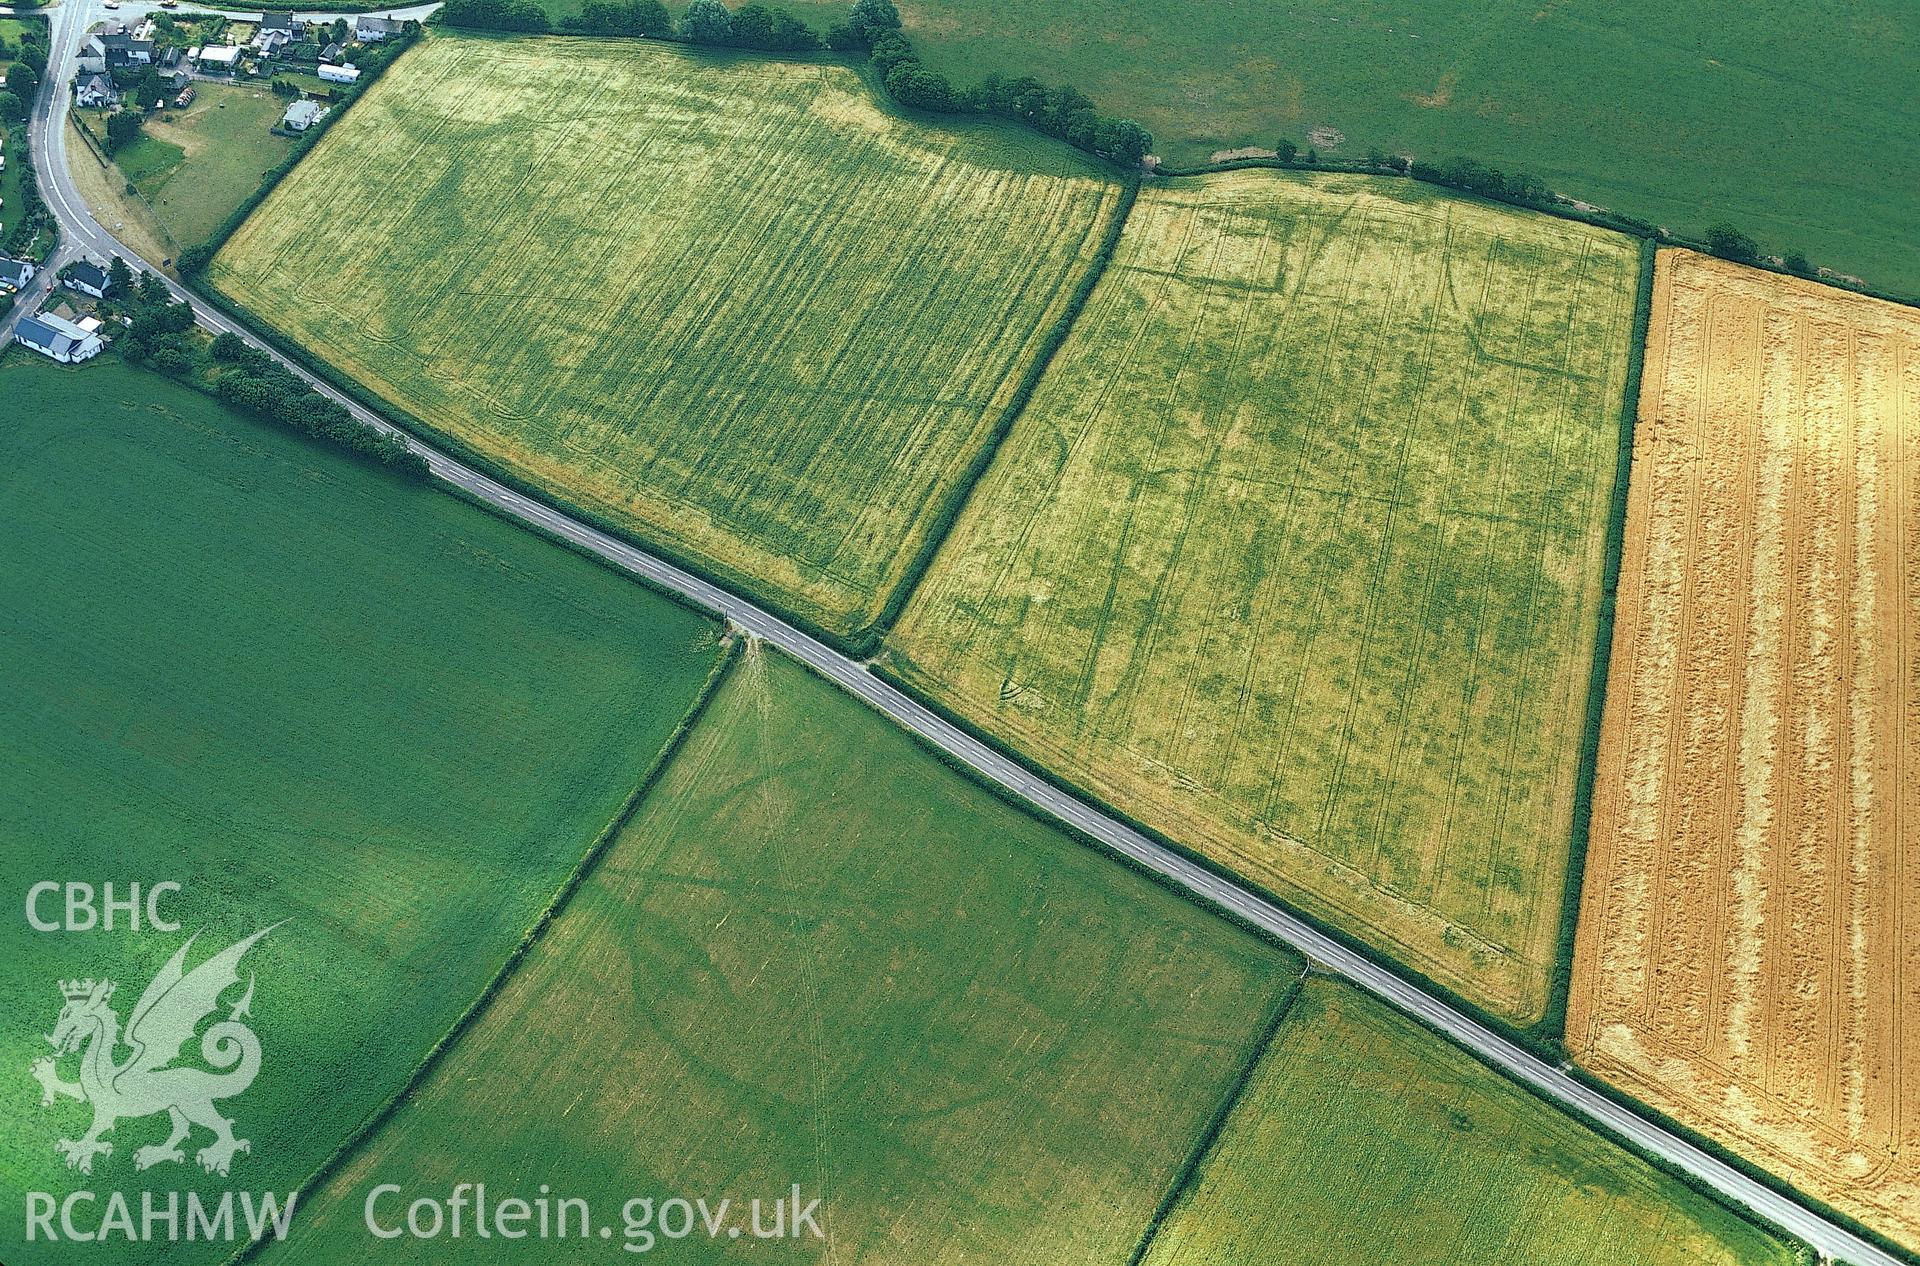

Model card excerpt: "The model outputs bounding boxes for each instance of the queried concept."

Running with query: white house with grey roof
[0,256,35,291]
[15,311,105,363]
[64,259,113,298]
[282,99,329,131]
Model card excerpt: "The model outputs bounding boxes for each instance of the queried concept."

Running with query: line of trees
[675,0,820,51]
[1270,148,1820,282]
[439,0,551,32]
[0,19,52,254]
[209,332,429,475]
[446,0,821,49]
[439,0,1150,164]
[838,0,1150,164]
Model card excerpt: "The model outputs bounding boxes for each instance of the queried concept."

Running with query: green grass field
[256,646,1298,1263]
[0,356,725,1266]
[887,169,1638,1024]
[117,82,294,251]
[210,33,1125,641]
[1138,978,1798,1265]
[882,0,1919,296]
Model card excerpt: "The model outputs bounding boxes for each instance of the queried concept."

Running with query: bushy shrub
[441,0,549,33]
[559,0,672,36]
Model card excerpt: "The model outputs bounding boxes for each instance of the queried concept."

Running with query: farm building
[282,99,329,131]
[64,260,113,298]
[15,311,105,364]
[317,62,360,84]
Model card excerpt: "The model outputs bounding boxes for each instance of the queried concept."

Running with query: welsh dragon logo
[30,926,276,1177]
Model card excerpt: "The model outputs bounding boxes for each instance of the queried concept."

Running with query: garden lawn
[121,81,294,251]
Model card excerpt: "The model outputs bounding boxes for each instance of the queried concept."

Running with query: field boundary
[1147,155,1920,313]
[219,637,742,1266]
[1277,973,1822,1262]
[1123,966,1308,1266]
[850,176,1141,653]
[1536,236,1657,1038]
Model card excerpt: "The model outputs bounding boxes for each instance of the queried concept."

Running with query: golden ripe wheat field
[1569,249,1920,1244]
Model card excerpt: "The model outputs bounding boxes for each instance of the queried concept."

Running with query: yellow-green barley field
[886,170,1640,1023]
[210,34,1123,639]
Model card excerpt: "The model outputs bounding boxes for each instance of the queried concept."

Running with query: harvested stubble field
[209,34,1124,640]
[258,647,1298,1264]
[0,357,725,1266]
[1569,249,1920,1247]
[887,169,1639,1023]
[1137,977,1798,1265]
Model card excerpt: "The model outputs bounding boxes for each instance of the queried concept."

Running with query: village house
[64,260,114,299]
[14,310,105,364]
[95,28,156,69]
[282,99,328,132]
[0,256,35,292]
[75,72,120,108]
[354,15,399,41]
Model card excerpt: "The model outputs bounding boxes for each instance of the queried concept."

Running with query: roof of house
[40,311,92,339]
[260,12,296,31]
[358,15,398,31]
[0,257,31,285]
[77,71,116,94]
[195,44,242,64]
[68,260,111,290]
[16,313,95,357]
[283,99,324,126]
[99,31,153,51]
[321,41,344,58]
